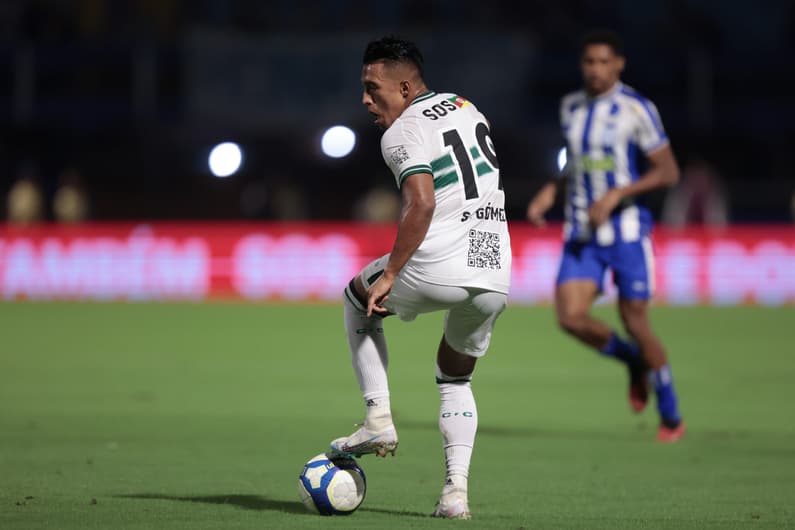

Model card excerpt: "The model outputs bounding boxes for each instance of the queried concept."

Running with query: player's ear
[616,56,626,73]
[400,80,410,98]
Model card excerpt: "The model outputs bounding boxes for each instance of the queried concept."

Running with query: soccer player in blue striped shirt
[526,30,684,442]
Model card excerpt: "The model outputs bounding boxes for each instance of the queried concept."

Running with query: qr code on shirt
[467,229,501,269]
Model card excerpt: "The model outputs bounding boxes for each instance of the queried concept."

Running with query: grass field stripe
[1,303,793,528]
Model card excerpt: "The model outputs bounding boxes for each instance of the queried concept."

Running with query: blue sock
[653,365,681,426]
[600,332,641,365]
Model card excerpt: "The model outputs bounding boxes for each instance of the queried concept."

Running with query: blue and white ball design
[298,453,366,515]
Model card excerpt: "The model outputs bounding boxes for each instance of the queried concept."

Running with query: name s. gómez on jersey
[380,91,511,294]
[560,81,669,246]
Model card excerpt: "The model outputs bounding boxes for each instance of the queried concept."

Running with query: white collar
[587,81,623,102]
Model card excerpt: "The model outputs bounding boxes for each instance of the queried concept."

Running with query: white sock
[442,473,468,495]
[437,370,477,481]
[344,295,392,430]
[364,396,392,432]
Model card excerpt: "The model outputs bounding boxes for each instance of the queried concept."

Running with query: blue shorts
[556,237,655,300]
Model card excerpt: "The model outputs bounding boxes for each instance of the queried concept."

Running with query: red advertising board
[1,222,793,305]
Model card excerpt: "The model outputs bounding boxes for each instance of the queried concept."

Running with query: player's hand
[527,183,557,227]
[527,195,552,226]
[526,199,548,227]
[588,189,622,226]
[366,274,395,317]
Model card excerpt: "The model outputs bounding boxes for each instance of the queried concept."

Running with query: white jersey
[560,81,669,245]
[380,91,511,294]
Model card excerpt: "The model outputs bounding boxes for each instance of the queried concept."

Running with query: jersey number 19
[442,122,501,200]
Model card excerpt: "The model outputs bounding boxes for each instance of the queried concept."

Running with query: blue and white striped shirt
[559,82,668,246]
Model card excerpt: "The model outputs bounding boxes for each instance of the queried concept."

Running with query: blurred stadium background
[2,3,795,528]
[0,0,793,304]
[2,0,794,221]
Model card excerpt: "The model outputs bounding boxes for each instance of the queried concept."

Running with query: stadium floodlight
[209,142,243,178]
[321,126,356,158]
[557,147,567,172]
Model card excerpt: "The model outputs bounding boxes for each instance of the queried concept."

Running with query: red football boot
[657,421,685,443]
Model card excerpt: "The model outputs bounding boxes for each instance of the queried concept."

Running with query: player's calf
[628,361,651,413]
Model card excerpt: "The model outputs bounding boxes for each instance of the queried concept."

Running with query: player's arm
[531,102,569,227]
[367,172,435,316]
[526,179,561,227]
[535,97,575,227]
[589,146,679,225]
[590,95,680,226]
[588,144,679,226]
[611,144,680,200]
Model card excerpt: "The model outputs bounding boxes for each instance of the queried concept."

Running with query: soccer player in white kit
[527,30,684,442]
[329,36,511,519]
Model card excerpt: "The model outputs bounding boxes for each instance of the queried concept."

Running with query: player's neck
[410,84,431,100]
[586,80,622,99]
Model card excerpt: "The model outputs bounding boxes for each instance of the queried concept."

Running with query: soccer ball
[298,453,366,515]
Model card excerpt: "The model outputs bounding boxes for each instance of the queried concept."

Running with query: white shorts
[347,255,508,357]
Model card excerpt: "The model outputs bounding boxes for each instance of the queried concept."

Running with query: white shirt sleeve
[632,98,669,153]
[559,97,572,137]
[380,117,432,188]
[558,93,578,179]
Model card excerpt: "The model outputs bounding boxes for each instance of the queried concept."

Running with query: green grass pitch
[1,302,794,529]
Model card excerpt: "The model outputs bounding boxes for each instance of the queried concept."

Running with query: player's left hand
[367,275,395,317]
[588,189,622,226]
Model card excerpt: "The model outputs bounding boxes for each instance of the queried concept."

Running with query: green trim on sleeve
[397,164,433,186]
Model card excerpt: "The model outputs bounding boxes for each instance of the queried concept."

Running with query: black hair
[363,36,424,77]
[580,29,624,57]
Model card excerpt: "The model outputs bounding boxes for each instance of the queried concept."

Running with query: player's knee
[619,300,649,334]
[623,315,651,340]
[557,312,587,336]
[343,275,368,313]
